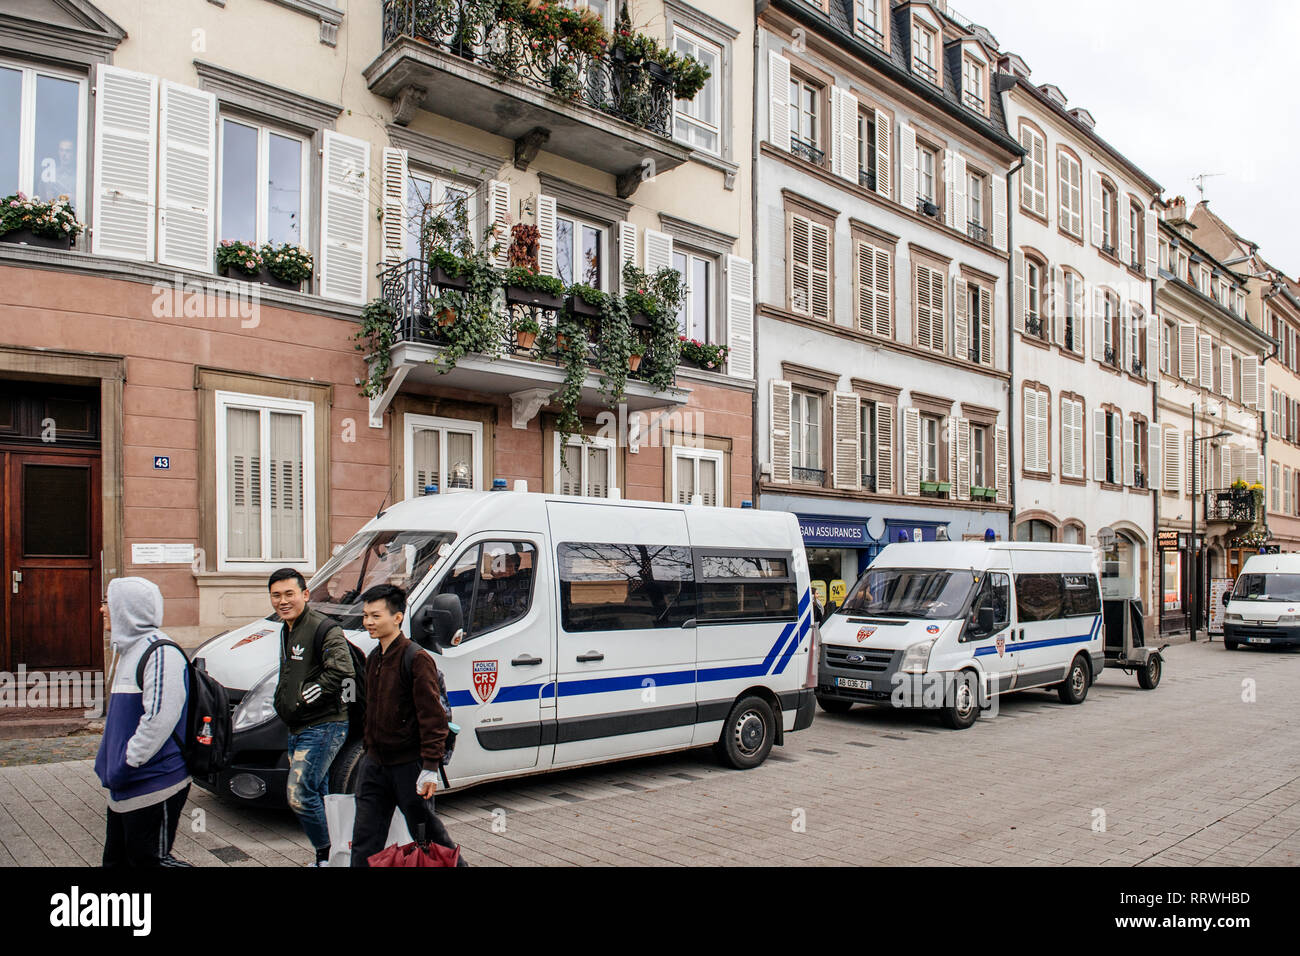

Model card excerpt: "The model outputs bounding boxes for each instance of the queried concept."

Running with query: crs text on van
[816,542,1105,728]
[191,490,818,804]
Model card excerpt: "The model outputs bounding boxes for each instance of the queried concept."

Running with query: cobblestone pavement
[1,641,1296,866]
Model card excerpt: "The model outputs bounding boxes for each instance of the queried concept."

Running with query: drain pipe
[1005,155,1026,533]
[1150,271,1160,638]
[751,4,765,508]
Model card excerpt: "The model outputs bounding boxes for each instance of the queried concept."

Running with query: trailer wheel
[816,695,853,715]
[714,695,775,769]
[1056,655,1090,704]
[1137,653,1162,690]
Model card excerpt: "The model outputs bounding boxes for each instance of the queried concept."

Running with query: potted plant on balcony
[662,50,711,100]
[0,192,84,248]
[429,246,470,290]
[512,313,541,350]
[426,224,507,374]
[679,338,729,372]
[503,265,565,310]
[216,239,263,278]
[353,298,399,399]
[621,260,684,394]
[260,242,313,290]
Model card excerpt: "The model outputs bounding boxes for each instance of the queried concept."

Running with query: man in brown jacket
[350,583,462,866]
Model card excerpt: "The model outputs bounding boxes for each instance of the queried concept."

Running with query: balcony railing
[915,196,941,220]
[967,221,989,245]
[962,91,985,113]
[859,168,876,191]
[855,19,885,50]
[1026,314,1043,338]
[376,257,677,389]
[790,136,825,166]
[792,466,826,485]
[860,472,877,493]
[913,58,939,85]
[1204,487,1257,524]
[1131,357,1144,377]
[380,0,674,136]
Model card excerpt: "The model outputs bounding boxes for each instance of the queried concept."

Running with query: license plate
[836,677,872,690]
[1248,637,1270,644]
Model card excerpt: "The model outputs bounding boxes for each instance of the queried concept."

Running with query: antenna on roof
[1192,172,1224,203]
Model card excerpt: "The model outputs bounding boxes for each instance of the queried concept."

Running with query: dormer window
[962,55,986,113]
[854,0,885,48]
[912,20,939,85]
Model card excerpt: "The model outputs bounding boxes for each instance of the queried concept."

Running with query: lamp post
[1190,405,1232,642]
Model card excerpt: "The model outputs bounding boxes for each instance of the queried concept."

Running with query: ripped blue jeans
[286,720,348,851]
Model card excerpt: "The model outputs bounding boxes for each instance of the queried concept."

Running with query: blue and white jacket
[94,577,190,811]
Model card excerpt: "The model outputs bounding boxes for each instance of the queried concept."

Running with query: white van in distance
[1222,553,1300,650]
[816,542,1104,728]
[192,490,818,804]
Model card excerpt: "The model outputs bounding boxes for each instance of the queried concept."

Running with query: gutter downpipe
[1151,271,1160,639]
[752,3,766,509]
[1005,155,1026,534]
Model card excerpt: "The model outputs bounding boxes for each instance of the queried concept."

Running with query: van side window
[697,551,798,623]
[1014,573,1064,622]
[1062,573,1101,617]
[558,543,695,632]
[435,541,536,642]
[968,572,1010,636]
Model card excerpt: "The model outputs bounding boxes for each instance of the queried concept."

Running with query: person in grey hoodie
[93,577,192,867]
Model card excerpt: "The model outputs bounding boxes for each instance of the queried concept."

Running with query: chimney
[1069,107,1096,130]
[1038,83,1067,109]
[1166,196,1188,222]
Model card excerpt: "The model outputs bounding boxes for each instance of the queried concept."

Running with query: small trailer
[1101,598,1166,689]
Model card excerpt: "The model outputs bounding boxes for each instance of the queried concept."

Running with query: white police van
[815,541,1104,728]
[192,489,817,803]
[1222,553,1300,650]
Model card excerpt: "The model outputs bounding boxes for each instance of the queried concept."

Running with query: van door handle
[576,651,604,662]
[511,655,543,666]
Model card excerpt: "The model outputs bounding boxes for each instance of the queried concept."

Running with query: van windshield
[308,530,457,628]
[1232,573,1300,603]
[839,568,977,620]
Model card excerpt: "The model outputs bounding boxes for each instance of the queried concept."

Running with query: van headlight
[1276,615,1300,626]
[1224,613,1243,623]
[233,669,279,731]
[901,638,937,674]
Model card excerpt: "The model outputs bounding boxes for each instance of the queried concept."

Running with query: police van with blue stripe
[816,542,1104,729]
[192,488,818,803]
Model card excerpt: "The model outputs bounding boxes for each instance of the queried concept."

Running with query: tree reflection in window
[558,542,694,631]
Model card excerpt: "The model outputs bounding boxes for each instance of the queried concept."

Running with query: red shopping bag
[367,824,461,868]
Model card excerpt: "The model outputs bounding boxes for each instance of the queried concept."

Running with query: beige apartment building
[0,0,756,664]
[1190,202,1300,553]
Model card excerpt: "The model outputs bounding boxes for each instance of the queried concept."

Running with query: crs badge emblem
[472,660,499,703]
[856,626,876,643]
[995,636,1005,658]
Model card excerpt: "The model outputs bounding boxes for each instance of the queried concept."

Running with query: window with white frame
[673,28,722,156]
[673,248,714,342]
[556,434,615,497]
[672,446,723,506]
[915,142,937,203]
[859,400,876,489]
[857,111,877,187]
[788,75,821,153]
[972,423,989,486]
[854,0,884,47]
[1019,124,1046,216]
[403,414,483,499]
[556,211,605,289]
[1128,201,1141,267]
[920,413,940,482]
[967,169,984,229]
[403,171,474,258]
[911,20,938,84]
[791,389,822,475]
[0,60,87,211]
[218,117,308,246]
[216,391,315,569]
[961,56,985,112]
[1058,150,1082,237]
[1100,181,1115,251]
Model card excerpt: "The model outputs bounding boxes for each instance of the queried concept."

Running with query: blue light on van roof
[897,530,910,542]
[492,479,508,490]
[741,500,753,508]
[423,484,439,495]
[985,528,996,541]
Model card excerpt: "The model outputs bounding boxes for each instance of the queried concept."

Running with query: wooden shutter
[1118,196,1132,267]
[833,392,861,489]
[92,64,158,261]
[1118,300,1129,370]
[1072,275,1086,355]
[790,214,811,315]
[953,276,969,361]
[320,130,371,304]
[380,147,408,265]
[1039,391,1052,473]
[617,221,638,293]
[725,254,754,379]
[979,287,993,367]
[917,266,933,349]
[902,407,921,496]
[1245,449,1260,484]
[157,81,216,272]
[1090,169,1104,247]
[945,152,967,230]
[1123,416,1135,486]
[769,51,791,152]
[1092,287,1105,361]
[1239,354,1254,408]
[1197,334,1213,390]
[856,241,874,333]
[995,425,1009,503]
[899,123,917,206]
[874,244,892,337]
[1060,399,1074,480]
[769,380,792,483]
[536,193,557,277]
[955,417,971,500]
[1230,444,1244,486]
[1144,206,1158,276]
[1093,408,1107,481]
[875,402,894,493]
[831,87,858,181]
[930,268,945,352]
[1148,424,1161,492]
[1163,427,1180,492]
[874,108,891,200]
[991,173,1006,250]
[1032,134,1046,217]
[643,228,673,274]
[1221,346,1234,401]
[1178,323,1197,382]
[1257,357,1266,410]
[1023,390,1039,473]
[1146,312,1159,380]
[1012,249,1026,333]
[1051,266,1065,347]
[809,221,831,321]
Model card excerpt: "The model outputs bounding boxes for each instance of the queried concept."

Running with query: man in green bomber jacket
[268,567,354,866]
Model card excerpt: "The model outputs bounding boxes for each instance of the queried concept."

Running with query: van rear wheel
[715,695,775,769]
[328,738,366,795]
[816,695,853,714]
[939,671,980,729]
[1057,656,1090,704]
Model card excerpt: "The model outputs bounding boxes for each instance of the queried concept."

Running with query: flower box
[505,285,564,311]
[0,228,72,249]
[430,264,469,290]
[920,481,950,497]
[566,293,603,318]
[628,310,653,330]
[259,266,301,291]
[971,486,997,501]
[217,263,262,281]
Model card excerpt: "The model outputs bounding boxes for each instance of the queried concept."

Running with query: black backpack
[312,616,369,728]
[136,639,232,777]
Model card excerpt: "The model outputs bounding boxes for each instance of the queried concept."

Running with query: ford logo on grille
[846,654,866,663]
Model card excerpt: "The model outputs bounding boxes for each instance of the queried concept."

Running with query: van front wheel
[1057,656,1090,704]
[715,695,776,769]
[939,671,981,729]
[816,695,853,714]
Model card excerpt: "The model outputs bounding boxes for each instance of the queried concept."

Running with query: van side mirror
[414,594,464,650]
[1222,590,1232,606]
[977,605,996,634]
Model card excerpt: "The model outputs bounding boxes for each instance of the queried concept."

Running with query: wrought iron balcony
[1204,487,1257,524]
[859,168,876,191]
[855,19,885,49]
[370,0,688,196]
[1104,345,1116,366]
[915,197,941,220]
[1131,357,1144,377]
[967,221,989,245]
[861,472,877,493]
[790,136,825,166]
[962,90,986,113]
[1026,314,1043,338]
[912,58,939,85]
[792,466,826,485]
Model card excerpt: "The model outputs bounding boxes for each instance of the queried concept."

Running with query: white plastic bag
[324,793,414,867]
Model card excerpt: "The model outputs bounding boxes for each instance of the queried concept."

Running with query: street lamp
[1190,411,1232,642]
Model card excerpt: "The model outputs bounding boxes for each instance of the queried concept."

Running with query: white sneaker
[312,859,330,867]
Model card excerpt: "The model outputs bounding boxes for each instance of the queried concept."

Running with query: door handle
[576,651,604,662]
[11,571,19,595]
[511,654,543,666]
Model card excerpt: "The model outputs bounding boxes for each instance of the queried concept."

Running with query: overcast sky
[954,0,1300,276]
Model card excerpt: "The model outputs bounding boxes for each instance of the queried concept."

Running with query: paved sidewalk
[1,641,1296,866]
